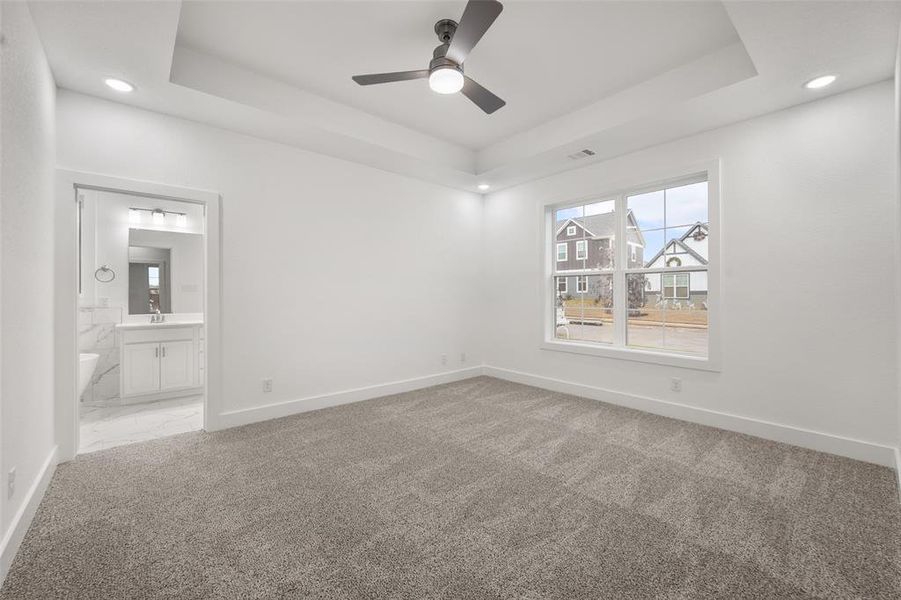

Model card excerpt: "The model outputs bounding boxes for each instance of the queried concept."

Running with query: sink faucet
[150,309,165,324]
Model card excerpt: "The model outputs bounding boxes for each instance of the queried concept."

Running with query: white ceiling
[26,1,901,193]
[176,0,741,149]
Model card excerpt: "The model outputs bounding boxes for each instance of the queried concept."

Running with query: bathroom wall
[77,189,204,405]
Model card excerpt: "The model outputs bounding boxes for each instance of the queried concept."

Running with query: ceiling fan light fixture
[429,67,464,94]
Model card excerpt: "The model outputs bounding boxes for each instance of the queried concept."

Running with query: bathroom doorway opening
[64,174,220,457]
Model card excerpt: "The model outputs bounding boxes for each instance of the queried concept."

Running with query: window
[566,225,577,236]
[545,168,716,368]
[662,273,689,299]
[575,240,587,260]
[556,243,567,262]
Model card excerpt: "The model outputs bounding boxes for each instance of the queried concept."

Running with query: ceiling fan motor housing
[431,19,462,75]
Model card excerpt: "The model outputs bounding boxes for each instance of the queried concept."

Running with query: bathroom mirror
[127,228,204,315]
[128,246,171,314]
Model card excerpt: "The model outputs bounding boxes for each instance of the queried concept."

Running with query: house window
[546,168,716,367]
[662,273,689,299]
[575,240,587,260]
[567,225,576,236]
[556,243,567,262]
[557,277,568,294]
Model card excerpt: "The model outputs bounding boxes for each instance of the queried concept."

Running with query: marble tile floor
[79,395,203,454]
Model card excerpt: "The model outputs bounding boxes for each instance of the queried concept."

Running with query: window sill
[539,339,720,372]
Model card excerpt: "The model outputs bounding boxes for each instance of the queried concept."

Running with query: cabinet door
[160,340,194,390]
[123,342,161,396]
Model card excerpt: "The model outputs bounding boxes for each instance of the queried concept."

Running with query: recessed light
[104,78,135,93]
[804,75,836,90]
[478,183,490,192]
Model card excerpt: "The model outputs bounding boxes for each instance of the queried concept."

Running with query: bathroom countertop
[115,321,204,330]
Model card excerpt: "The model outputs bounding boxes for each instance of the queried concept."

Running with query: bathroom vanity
[115,321,204,400]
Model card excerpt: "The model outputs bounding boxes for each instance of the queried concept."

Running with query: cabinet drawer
[121,327,195,345]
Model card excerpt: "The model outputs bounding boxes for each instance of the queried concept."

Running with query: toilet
[78,353,99,399]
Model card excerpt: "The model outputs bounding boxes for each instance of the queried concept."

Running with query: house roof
[555,211,646,246]
[643,222,709,267]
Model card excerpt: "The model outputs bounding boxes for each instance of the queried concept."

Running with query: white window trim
[575,239,587,260]
[576,275,587,293]
[539,159,721,372]
[566,225,577,236]
[556,242,567,262]
[557,277,568,294]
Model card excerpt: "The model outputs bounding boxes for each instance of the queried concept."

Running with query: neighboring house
[554,211,644,298]
[643,223,709,306]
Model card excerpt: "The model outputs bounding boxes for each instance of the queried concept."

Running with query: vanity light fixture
[804,75,836,89]
[128,207,188,227]
[104,78,135,93]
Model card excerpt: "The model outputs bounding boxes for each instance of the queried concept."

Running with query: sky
[556,181,707,258]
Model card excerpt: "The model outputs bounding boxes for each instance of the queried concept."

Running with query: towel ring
[94,265,116,283]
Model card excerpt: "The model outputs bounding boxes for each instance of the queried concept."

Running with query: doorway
[57,171,221,460]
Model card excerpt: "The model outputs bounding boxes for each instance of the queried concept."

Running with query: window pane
[665,181,708,228]
[554,200,615,272]
[627,272,707,356]
[555,274,613,344]
[628,180,708,269]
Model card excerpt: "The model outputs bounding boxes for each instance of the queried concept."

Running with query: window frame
[662,273,690,299]
[539,160,721,372]
[556,277,568,294]
[566,225,577,236]
[576,275,587,293]
[556,242,567,262]
[575,239,588,260]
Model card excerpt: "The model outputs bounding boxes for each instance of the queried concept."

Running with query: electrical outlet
[7,467,15,499]
[441,354,447,365]
[460,352,466,363]
[670,377,682,393]
[262,378,273,393]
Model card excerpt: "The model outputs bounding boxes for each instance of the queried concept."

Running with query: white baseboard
[483,366,897,468]
[895,447,901,503]
[210,367,484,431]
[0,445,58,584]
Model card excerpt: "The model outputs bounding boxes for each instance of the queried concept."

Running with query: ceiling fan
[352,0,506,114]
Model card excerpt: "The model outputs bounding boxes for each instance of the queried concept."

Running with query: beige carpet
[2,376,899,599]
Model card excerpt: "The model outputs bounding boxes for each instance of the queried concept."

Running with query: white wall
[483,81,899,452]
[57,90,484,419]
[0,0,57,576]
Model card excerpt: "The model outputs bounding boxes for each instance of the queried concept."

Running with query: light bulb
[152,210,165,225]
[429,67,464,94]
[129,209,142,224]
[105,78,135,93]
[804,75,836,89]
[176,214,187,227]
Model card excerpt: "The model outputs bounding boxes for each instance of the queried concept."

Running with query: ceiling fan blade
[446,0,503,65]
[352,70,429,85]
[461,76,505,114]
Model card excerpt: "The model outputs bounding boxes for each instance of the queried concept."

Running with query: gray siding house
[554,211,645,298]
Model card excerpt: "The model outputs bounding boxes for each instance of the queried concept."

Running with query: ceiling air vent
[567,149,596,160]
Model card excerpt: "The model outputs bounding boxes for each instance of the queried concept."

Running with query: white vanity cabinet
[117,323,203,400]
